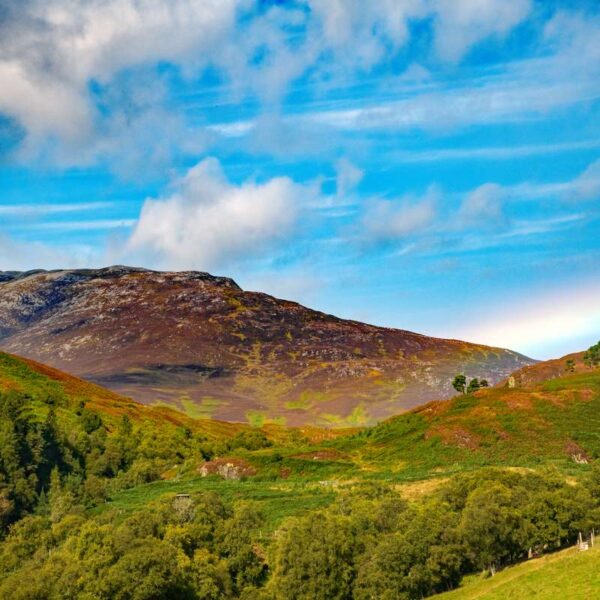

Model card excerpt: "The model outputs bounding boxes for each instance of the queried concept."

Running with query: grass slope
[436,545,600,599]
[0,351,352,528]
[4,348,600,531]
[83,368,600,533]
[334,369,600,480]
[0,351,245,439]
[94,477,336,532]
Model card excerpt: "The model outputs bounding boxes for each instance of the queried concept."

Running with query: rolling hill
[0,350,245,440]
[2,347,600,600]
[336,365,600,479]
[0,266,533,426]
[504,350,587,387]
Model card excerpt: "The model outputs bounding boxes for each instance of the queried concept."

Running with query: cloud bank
[0,0,540,166]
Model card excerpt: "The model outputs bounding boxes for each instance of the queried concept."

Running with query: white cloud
[570,159,600,201]
[386,139,600,164]
[543,10,600,78]
[0,61,92,144]
[24,219,136,232]
[303,77,600,132]
[125,157,308,270]
[360,186,438,244]
[306,0,424,70]
[0,201,113,217]
[433,0,532,62]
[506,158,600,203]
[456,183,506,228]
[335,158,364,200]
[0,0,540,164]
[0,0,240,158]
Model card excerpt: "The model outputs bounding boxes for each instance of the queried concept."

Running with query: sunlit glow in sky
[1,0,599,359]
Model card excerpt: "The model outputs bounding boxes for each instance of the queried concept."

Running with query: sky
[1,0,599,359]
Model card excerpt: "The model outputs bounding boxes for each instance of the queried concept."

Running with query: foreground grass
[437,545,600,599]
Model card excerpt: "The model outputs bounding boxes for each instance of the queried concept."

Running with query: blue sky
[1,0,600,359]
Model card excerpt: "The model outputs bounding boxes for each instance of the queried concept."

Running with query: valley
[0,278,598,599]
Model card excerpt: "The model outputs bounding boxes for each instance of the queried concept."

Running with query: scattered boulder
[198,457,256,480]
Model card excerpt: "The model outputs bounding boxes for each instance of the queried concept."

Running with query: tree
[459,482,524,575]
[104,539,195,599]
[217,501,266,591]
[354,502,463,600]
[452,375,467,394]
[467,378,481,394]
[269,512,356,600]
[584,341,600,368]
[453,375,488,395]
[565,359,576,373]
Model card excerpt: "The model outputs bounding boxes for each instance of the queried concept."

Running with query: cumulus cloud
[0,0,239,160]
[306,0,425,70]
[360,186,439,244]
[125,158,308,270]
[543,10,600,77]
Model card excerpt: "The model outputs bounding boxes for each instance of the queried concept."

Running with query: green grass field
[436,545,600,599]
[95,476,337,531]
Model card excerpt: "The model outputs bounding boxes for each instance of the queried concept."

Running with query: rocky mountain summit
[0,266,535,426]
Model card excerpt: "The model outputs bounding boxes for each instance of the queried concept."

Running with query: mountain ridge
[0,266,535,426]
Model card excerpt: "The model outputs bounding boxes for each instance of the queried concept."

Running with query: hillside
[1,349,600,599]
[0,266,533,426]
[0,350,246,439]
[436,545,600,599]
[332,366,600,479]
[504,350,588,387]
[2,345,598,485]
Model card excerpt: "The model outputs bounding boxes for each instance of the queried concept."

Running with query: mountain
[0,266,534,426]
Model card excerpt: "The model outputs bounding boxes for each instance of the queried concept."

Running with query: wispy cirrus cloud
[384,139,600,165]
[21,219,136,232]
[0,201,114,217]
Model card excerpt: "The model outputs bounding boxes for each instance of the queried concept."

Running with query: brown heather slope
[502,351,589,387]
[0,266,534,426]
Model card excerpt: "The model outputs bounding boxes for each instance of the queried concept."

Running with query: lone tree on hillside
[467,378,481,394]
[565,358,576,373]
[452,375,490,395]
[584,341,600,368]
[452,374,467,394]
